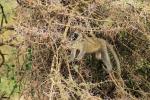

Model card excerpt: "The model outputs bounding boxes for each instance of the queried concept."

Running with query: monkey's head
[68,32,79,41]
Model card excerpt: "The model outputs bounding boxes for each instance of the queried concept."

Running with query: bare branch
[0,4,8,29]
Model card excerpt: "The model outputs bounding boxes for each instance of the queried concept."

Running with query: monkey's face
[67,32,78,41]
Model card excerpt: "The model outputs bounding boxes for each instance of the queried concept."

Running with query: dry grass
[7,0,150,99]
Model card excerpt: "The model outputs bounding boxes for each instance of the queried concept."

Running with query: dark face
[68,32,79,41]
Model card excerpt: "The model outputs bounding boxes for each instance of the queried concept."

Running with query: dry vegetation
[0,0,150,100]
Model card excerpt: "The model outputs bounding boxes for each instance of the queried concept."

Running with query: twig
[0,25,14,31]
[0,50,6,67]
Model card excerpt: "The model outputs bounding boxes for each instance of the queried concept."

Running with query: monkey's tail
[107,44,125,88]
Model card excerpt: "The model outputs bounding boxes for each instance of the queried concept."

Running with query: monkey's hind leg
[107,44,121,76]
[95,51,101,60]
[101,44,113,73]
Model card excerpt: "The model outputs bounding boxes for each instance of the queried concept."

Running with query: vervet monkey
[69,35,121,74]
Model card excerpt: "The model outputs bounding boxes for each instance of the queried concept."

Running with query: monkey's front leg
[76,50,86,60]
[69,49,77,62]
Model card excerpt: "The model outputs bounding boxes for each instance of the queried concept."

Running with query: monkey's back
[71,37,104,53]
[82,38,102,53]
